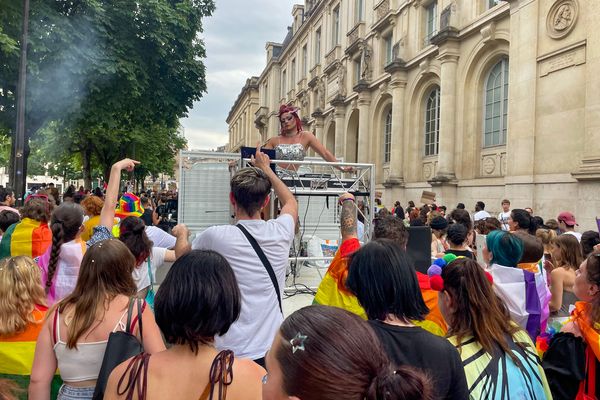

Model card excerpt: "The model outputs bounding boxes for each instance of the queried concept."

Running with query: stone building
[226,77,261,152]
[226,0,600,229]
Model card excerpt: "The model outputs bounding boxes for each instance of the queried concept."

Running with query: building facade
[227,0,600,229]
[226,77,261,152]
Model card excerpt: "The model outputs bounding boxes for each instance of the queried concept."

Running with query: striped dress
[0,218,52,260]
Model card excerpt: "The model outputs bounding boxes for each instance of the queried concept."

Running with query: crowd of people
[0,105,599,400]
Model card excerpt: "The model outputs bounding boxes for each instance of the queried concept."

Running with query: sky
[180,0,299,150]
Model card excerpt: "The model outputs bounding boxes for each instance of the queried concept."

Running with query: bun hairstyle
[511,209,538,235]
[275,305,431,400]
[119,216,152,266]
[46,203,84,293]
[277,104,303,135]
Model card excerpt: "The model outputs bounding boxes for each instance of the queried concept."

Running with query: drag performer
[264,104,351,172]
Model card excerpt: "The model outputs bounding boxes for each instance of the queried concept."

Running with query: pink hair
[278,104,303,135]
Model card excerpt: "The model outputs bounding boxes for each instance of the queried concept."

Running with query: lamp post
[11,0,30,204]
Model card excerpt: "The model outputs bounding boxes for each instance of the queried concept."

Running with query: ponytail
[46,222,64,292]
[366,366,431,400]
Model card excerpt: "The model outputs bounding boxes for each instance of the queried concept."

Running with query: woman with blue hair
[484,230,551,339]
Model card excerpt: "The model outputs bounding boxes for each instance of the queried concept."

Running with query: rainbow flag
[313,239,448,336]
[0,306,61,399]
[0,218,52,260]
[415,272,448,336]
[313,238,367,319]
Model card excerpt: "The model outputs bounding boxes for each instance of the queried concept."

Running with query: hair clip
[290,332,307,354]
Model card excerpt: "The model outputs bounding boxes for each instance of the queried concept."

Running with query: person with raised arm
[191,145,297,368]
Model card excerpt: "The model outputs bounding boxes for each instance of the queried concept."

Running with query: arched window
[424,86,440,156]
[383,110,392,163]
[483,58,509,147]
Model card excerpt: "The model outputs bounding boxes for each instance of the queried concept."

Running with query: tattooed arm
[339,192,358,243]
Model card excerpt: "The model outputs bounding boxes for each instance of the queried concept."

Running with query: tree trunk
[82,145,92,189]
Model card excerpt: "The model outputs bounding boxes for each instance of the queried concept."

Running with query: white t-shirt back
[145,225,177,249]
[132,247,167,291]
[473,210,492,221]
[563,231,582,242]
[191,214,295,360]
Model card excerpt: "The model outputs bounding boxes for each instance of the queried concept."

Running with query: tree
[0,0,214,189]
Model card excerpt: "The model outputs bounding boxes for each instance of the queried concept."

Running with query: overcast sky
[180,0,298,150]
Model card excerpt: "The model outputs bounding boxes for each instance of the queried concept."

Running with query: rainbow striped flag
[313,238,367,319]
[0,218,52,260]
[414,272,448,337]
[0,306,61,399]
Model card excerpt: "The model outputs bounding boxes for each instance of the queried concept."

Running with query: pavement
[155,260,327,317]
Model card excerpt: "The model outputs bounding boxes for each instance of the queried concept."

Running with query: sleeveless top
[53,307,129,382]
[274,143,306,161]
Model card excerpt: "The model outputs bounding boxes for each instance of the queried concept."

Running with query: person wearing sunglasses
[0,194,52,259]
[263,104,351,173]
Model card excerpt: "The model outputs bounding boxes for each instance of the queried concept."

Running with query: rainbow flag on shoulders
[0,218,52,260]
[0,306,62,399]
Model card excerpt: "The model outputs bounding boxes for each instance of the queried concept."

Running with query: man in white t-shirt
[558,211,582,242]
[498,199,511,231]
[191,147,297,367]
[473,201,491,221]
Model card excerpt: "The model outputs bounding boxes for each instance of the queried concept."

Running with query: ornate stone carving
[482,157,496,175]
[375,0,390,22]
[547,0,578,39]
[317,77,326,110]
[336,62,347,97]
[423,162,435,181]
[480,150,507,177]
[360,42,372,81]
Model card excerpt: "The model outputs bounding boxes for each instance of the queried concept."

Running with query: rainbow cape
[572,302,600,361]
[0,218,52,260]
[313,239,448,336]
[0,306,61,399]
[313,238,367,319]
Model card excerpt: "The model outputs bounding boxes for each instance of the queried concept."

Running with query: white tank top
[53,307,129,382]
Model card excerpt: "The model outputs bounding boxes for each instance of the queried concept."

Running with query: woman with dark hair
[264,105,350,172]
[346,240,468,400]
[119,216,176,295]
[581,230,600,258]
[38,203,85,305]
[29,239,165,399]
[262,305,431,400]
[484,230,550,339]
[444,223,474,259]
[543,252,600,399]
[435,258,551,399]
[105,250,264,400]
[509,208,538,235]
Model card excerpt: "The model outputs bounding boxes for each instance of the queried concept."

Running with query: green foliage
[0,0,215,186]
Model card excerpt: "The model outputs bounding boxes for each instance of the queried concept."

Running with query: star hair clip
[290,332,308,354]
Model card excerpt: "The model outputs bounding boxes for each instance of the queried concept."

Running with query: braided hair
[46,203,84,293]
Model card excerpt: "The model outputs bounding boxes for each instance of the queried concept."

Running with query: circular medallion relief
[547,0,578,39]
[423,164,433,180]
[483,157,496,175]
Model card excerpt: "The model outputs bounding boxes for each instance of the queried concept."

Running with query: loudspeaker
[406,226,432,274]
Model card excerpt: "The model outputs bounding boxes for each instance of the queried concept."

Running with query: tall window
[424,1,438,46]
[332,6,340,47]
[315,28,321,64]
[483,58,509,147]
[355,0,364,23]
[281,70,287,98]
[383,110,392,163]
[302,45,308,77]
[424,86,440,156]
[384,35,393,65]
[291,59,296,86]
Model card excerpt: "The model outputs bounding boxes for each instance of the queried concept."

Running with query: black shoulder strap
[236,224,283,314]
